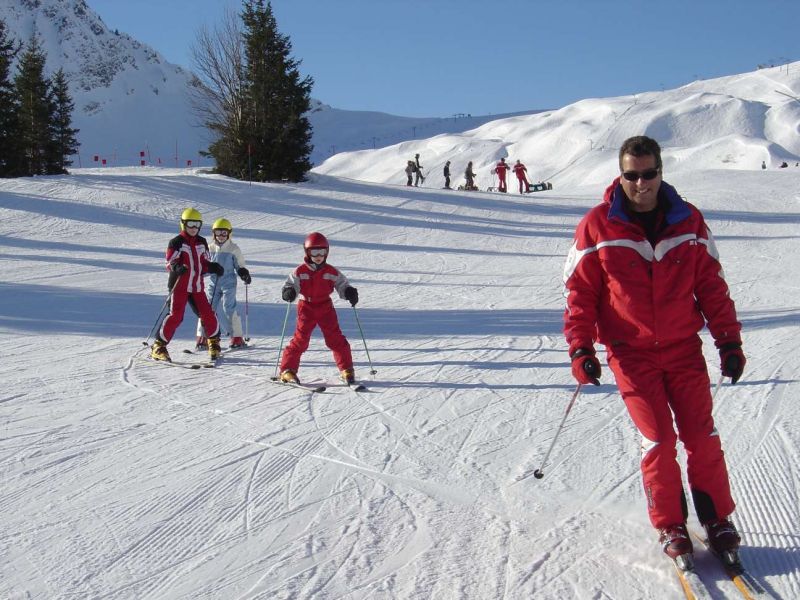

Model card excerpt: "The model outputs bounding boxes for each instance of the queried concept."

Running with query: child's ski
[137,357,216,370]
[268,376,326,393]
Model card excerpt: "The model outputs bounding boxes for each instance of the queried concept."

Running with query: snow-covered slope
[1,162,799,598]
[315,62,800,189]
[0,0,206,167]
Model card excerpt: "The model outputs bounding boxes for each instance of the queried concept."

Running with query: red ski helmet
[304,232,329,260]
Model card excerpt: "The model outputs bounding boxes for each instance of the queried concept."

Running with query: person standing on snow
[443,160,451,189]
[151,208,224,362]
[465,161,476,190]
[195,218,252,350]
[405,161,414,186]
[279,232,360,385]
[494,158,510,192]
[562,135,745,569]
[513,159,530,193]
[414,153,425,186]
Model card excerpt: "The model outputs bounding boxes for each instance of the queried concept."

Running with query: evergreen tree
[0,19,21,177]
[236,0,313,182]
[14,35,53,176]
[49,68,80,173]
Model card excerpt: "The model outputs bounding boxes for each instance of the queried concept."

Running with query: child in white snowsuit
[196,218,251,349]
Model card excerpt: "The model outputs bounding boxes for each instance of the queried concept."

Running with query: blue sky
[92,0,797,118]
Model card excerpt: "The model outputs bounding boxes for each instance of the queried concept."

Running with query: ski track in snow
[1,166,799,599]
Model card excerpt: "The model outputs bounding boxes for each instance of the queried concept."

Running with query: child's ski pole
[244,284,250,342]
[142,285,176,347]
[352,305,377,375]
[273,301,292,379]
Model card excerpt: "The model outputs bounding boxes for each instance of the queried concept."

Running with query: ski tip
[270,376,279,381]
[182,349,193,354]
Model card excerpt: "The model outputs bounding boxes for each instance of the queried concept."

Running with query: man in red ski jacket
[494,157,510,192]
[279,232,359,384]
[513,160,530,193]
[562,136,746,566]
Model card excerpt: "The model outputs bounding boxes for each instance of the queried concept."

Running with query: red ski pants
[160,287,219,343]
[281,300,352,373]
[606,336,735,529]
[516,177,529,193]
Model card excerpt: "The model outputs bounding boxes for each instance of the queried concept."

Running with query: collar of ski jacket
[603,176,692,226]
[179,230,203,245]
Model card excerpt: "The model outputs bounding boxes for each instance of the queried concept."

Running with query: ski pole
[352,305,377,375]
[244,283,250,342]
[142,285,176,347]
[272,301,292,380]
[533,384,583,480]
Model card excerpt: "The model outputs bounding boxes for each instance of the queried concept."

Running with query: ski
[137,356,216,370]
[690,531,774,599]
[345,381,367,392]
[668,557,712,600]
[268,377,326,393]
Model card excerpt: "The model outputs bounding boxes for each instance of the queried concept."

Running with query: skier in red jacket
[151,208,224,362]
[513,160,530,193]
[562,136,745,569]
[494,157,510,192]
[279,232,359,384]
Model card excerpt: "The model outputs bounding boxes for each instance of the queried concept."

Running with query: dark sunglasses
[621,168,660,182]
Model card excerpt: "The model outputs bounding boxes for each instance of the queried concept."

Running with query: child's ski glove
[282,287,297,302]
[237,267,251,285]
[344,286,359,307]
[207,262,224,276]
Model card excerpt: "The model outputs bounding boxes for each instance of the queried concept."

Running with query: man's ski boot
[229,336,246,349]
[659,523,694,570]
[195,336,208,350]
[208,336,222,360]
[151,339,171,362]
[280,370,299,384]
[340,368,356,384]
[704,518,741,567]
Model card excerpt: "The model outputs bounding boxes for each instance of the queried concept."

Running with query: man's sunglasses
[621,169,660,182]
[184,220,202,229]
[308,248,328,257]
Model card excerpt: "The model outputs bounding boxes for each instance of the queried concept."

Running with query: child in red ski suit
[151,207,224,362]
[279,232,359,384]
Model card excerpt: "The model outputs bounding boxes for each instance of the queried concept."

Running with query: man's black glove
[170,262,188,275]
[282,287,297,303]
[718,342,746,384]
[344,286,359,307]
[207,262,224,276]
[570,347,601,386]
[237,267,251,285]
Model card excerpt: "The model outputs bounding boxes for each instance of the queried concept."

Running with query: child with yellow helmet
[195,217,252,349]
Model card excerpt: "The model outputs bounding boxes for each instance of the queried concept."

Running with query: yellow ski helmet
[212,218,233,233]
[180,207,203,231]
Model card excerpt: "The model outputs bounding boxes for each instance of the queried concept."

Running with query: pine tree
[0,19,21,177]
[49,68,80,173]
[238,0,313,182]
[14,34,53,176]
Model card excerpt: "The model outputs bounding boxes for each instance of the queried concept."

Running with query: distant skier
[195,218,251,350]
[279,232,360,385]
[465,161,476,190]
[443,160,451,189]
[414,153,425,186]
[151,208,224,362]
[405,161,414,186]
[513,160,531,193]
[494,158,510,192]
